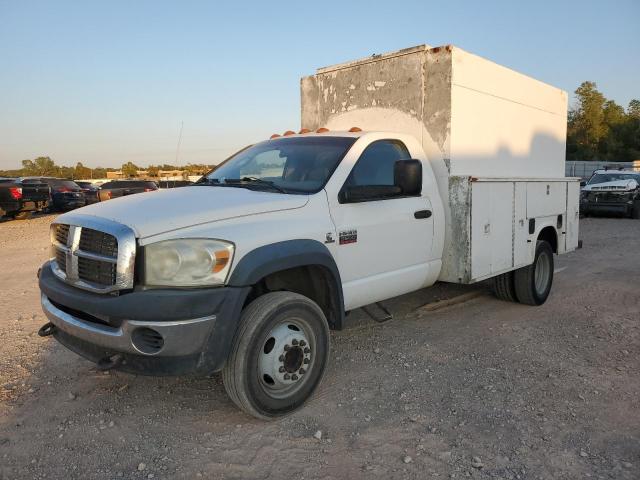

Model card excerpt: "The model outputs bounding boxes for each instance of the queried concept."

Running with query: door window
[345,140,411,188]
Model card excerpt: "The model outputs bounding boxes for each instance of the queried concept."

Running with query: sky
[1,0,638,170]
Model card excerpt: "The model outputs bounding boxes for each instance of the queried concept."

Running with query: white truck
[37,44,579,419]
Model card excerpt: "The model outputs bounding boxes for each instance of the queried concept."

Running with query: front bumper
[581,200,632,216]
[41,294,216,356]
[39,261,250,375]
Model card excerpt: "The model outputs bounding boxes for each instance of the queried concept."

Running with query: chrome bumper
[40,294,216,357]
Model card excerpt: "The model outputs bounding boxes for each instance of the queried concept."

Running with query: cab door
[327,139,433,310]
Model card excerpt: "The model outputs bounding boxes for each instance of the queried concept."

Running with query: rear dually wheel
[514,240,554,306]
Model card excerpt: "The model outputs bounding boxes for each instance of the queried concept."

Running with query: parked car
[0,177,50,219]
[37,45,580,420]
[97,180,158,201]
[580,168,640,218]
[21,177,86,211]
[75,181,100,205]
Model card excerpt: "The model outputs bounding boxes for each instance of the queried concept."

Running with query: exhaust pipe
[97,354,124,371]
[38,322,57,337]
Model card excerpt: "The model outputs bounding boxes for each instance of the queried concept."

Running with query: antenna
[175,121,184,165]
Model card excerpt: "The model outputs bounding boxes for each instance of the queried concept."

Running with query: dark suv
[22,178,86,211]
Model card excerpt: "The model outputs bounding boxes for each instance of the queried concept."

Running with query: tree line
[0,158,213,179]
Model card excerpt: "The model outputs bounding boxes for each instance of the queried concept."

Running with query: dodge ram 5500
[37,44,579,419]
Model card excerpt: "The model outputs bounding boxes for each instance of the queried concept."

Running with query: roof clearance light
[298,128,311,134]
[316,127,329,133]
[349,127,362,132]
[283,130,296,136]
[270,134,281,139]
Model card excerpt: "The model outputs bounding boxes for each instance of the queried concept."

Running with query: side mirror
[394,160,422,195]
[579,180,587,187]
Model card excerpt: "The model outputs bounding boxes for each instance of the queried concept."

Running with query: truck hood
[583,179,639,192]
[62,186,309,238]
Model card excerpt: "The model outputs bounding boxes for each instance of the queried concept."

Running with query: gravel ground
[0,214,638,480]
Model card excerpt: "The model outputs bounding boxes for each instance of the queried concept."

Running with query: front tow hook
[97,354,124,371]
[38,322,57,337]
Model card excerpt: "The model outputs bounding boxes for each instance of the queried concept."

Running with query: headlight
[144,239,234,287]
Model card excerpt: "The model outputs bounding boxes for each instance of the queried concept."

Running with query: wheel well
[538,226,558,253]
[244,265,342,329]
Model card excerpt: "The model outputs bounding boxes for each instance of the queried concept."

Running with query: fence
[565,161,640,179]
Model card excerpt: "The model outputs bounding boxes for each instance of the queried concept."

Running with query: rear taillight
[57,187,71,193]
[9,187,22,200]
[144,188,155,192]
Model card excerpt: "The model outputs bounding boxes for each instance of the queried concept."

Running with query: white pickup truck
[37,45,580,419]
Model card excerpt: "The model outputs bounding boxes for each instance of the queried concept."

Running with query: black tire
[492,271,518,302]
[632,202,640,219]
[11,211,32,220]
[514,240,554,306]
[222,291,330,420]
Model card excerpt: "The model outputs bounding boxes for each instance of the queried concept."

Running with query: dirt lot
[0,215,638,480]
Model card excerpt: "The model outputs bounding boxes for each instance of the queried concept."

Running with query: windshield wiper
[224,177,288,193]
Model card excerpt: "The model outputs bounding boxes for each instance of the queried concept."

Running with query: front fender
[228,239,345,328]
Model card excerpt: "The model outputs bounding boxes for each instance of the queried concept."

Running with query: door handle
[414,209,432,219]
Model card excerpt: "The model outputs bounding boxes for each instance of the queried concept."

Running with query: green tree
[21,156,58,176]
[628,99,640,119]
[121,162,139,178]
[603,100,626,126]
[92,167,107,178]
[567,81,607,160]
[74,162,92,179]
[147,165,160,177]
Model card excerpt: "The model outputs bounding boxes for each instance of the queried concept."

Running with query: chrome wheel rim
[258,317,315,399]
[534,251,551,296]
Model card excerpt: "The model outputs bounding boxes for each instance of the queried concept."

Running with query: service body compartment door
[565,181,580,251]
[513,182,530,267]
[526,182,565,217]
[470,181,513,279]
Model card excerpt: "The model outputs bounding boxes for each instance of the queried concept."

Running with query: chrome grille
[55,249,67,272]
[78,256,117,285]
[50,216,136,294]
[54,224,70,245]
[79,228,118,257]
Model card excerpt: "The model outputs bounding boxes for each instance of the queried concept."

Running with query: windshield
[588,173,640,185]
[201,136,357,194]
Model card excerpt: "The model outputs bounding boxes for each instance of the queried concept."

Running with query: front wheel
[631,201,640,219]
[514,240,554,306]
[222,291,330,420]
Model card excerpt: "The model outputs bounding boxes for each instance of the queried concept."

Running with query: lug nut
[284,373,290,380]
[299,340,306,347]
[278,355,284,362]
[291,374,298,381]
[292,339,299,346]
[284,344,290,351]
[299,368,306,374]
[303,358,310,364]
[279,366,285,373]
[304,347,310,354]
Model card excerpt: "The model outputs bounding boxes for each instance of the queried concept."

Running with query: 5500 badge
[338,229,357,245]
